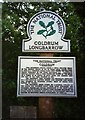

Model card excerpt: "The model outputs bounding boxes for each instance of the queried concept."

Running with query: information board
[17,56,77,97]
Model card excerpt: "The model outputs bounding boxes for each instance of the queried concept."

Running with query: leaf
[39,21,46,28]
[37,30,46,35]
[46,21,54,27]
[47,30,56,36]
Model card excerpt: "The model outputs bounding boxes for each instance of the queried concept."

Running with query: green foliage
[2,2,85,119]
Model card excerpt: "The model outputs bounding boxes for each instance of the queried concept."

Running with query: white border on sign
[17,56,77,97]
[22,11,70,52]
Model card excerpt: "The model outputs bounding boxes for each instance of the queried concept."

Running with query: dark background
[2,2,85,119]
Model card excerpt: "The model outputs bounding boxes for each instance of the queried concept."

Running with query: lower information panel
[17,56,77,97]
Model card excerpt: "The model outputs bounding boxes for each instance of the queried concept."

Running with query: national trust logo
[37,21,56,39]
[22,10,70,52]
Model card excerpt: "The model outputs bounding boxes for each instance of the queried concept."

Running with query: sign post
[39,52,54,118]
[17,10,77,119]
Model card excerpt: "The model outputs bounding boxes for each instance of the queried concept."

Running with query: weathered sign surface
[22,11,70,52]
[17,56,77,97]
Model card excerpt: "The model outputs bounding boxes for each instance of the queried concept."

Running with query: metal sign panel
[17,56,77,97]
[22,11,70,52]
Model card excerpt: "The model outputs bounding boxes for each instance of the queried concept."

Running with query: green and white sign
[22,11,70,52]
